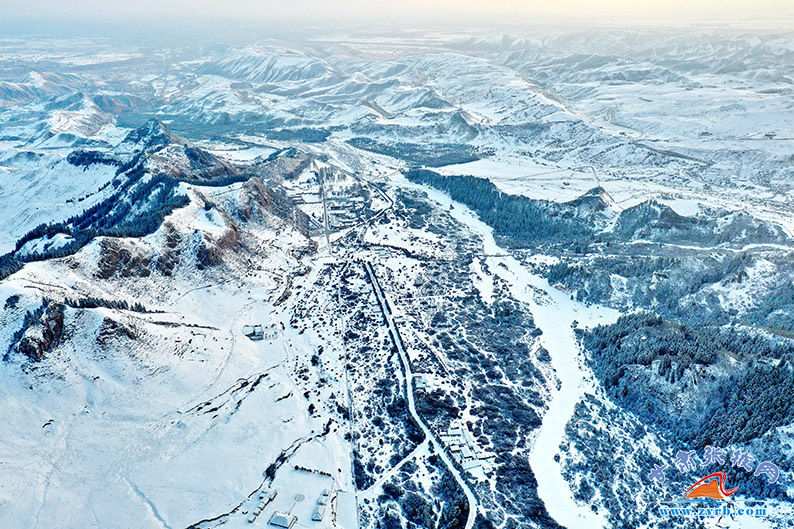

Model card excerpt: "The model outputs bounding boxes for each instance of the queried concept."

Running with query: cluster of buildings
[311,488,333,522]
[413,374,430,392]
[258,484,336,527]
[248,489,278,524]
[440,420,494,480]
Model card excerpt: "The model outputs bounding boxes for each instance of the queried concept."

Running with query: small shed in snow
[312,505,326,521]
[243,324,264,341]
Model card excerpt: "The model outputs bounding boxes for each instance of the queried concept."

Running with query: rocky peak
[118,118,184,153]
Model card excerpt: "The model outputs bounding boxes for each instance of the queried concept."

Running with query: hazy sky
[3,0,794,29]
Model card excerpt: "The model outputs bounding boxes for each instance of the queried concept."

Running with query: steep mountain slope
[2,30,794,529]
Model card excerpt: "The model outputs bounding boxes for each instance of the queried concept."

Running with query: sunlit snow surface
[1,29,794,529]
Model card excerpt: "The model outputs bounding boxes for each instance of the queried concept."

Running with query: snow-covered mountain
[1,29,794,529]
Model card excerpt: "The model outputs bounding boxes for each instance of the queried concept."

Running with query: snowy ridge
[2,29,794,529]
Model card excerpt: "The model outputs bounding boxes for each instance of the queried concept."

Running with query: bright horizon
[2,0,794,31]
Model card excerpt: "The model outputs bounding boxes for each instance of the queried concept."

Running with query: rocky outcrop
[96,239,152,279]
[241,177,313,239]
[196,237,223,270]
[14,302,66,362]
[96,317,137,345]
[154,223,182,276]
[194,209,240,270]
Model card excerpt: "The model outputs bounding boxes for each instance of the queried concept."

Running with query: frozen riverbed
[397,173,619,528]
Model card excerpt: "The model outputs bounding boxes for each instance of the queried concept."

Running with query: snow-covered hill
[1,29,794,529]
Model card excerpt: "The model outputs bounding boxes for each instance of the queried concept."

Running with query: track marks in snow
[186,421,335,529]
[123,476,173,529]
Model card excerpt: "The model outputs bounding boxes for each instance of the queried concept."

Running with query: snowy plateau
[1,28,794,529]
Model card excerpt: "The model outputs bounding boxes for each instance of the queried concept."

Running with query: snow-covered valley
[2,27,794,529]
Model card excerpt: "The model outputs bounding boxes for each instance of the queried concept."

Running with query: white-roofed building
[269,512,297,528]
